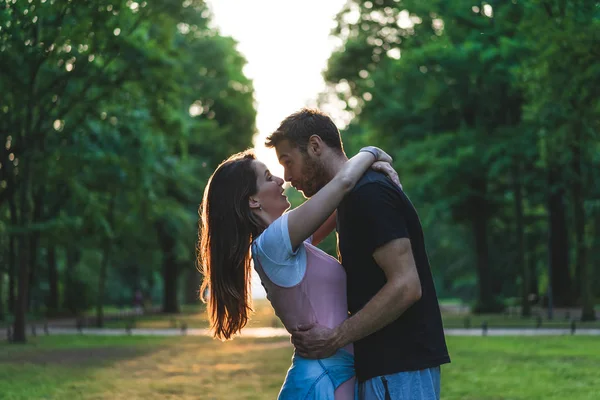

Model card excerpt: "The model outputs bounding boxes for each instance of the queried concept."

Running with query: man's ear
[249,196,261,210]
[307,135,324,157]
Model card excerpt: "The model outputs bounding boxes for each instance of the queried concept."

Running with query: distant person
[198,145,400,399]
[269,109,450,400]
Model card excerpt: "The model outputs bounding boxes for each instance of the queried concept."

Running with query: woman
[198,146,398,399]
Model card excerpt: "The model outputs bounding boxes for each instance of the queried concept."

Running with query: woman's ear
[307,135,323,156]
[249,196,261,211]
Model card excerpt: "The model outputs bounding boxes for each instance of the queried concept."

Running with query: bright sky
[206,0,348,299]
[206,0,348,177]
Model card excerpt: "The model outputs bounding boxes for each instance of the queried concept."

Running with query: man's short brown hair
[265,108,344,154]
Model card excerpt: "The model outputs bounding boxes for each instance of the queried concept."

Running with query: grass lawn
[441,313,600,329]
[1,335,598,400]
[442,336,599,400]
[0,335,292,400]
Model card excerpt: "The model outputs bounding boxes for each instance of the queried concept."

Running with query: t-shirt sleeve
[347,182,409,254]
[252,212,306,287]
[254,212,298,262]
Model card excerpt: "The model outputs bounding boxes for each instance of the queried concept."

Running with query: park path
[7,326,599,338]
[3,306,598,340]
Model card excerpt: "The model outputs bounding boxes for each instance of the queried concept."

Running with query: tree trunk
[8,196,17,314]
[63,248,81,315]
[157,221,179,313]
[46,245,59,316]
[578,230,594,320]
[96,196,115,328]
[527,231,539,299]
[571,134,595,321]
[185,268,202,305]
[27,189,44,313]
[0,245,4,321]
[26,231,39,315]
[470,177,495,313]
[13,166,33,343]
[596,212,600,298]
[95,246,110,328]
[547,167,572,306]
[13,235,30,343]
[473,215,493,312]
[513,165,530,317]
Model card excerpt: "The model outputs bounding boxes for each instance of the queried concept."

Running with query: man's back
[337,170,450,382]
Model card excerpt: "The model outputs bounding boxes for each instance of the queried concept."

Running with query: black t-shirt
[337,170,450,382]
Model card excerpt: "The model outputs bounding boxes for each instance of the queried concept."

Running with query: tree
[1,0,257,341]
[514,0,600,320]
[325,0,527,312]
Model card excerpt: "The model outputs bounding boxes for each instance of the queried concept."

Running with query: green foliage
[0,0,256,330]
[324,0,600,315]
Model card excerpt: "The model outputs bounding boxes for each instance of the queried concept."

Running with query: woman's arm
[287,147,392,249]
[302,161,402,247]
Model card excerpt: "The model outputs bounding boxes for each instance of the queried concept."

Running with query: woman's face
[252,161,290,220]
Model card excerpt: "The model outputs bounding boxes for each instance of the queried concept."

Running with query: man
[265,108,450,399]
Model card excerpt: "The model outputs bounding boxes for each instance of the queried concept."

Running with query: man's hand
[290,323,339,359]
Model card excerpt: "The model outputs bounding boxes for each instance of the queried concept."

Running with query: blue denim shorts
[358,367,441,400]
[279,348,356,399]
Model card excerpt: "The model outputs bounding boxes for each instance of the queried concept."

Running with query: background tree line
[319,0,599,318]
[1,0,598,346]
[0,0,256,342]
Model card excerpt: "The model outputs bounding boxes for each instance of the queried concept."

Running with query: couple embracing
[198,109,450,400]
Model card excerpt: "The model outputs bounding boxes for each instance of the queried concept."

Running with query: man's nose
[284,169,292,182]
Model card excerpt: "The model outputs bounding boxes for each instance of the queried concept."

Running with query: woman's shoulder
[253,212,298,260]
[254,212,288,243]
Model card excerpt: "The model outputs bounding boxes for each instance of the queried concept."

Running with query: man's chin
[300,183,325,198]
[301,189,316,198]
[293,186,310,198]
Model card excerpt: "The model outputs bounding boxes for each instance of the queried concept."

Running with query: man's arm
[292,238,421,358]
[292,181,421,358]
[333,238,421,348]
[311,212,337,246]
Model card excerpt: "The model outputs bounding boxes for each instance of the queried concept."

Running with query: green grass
[0,334,169,352]
[442,313,600,329]
[0,335,172,400]
[1,335,599,399]
[442,336,599,400]
[0,335,291,400]
[438,298,465,306]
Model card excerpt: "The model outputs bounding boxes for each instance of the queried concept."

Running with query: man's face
[275,139,328,198]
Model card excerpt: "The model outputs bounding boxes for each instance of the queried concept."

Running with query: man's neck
[323,152,349,183]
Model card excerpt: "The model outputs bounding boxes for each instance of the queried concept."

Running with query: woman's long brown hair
[197,150,263,340]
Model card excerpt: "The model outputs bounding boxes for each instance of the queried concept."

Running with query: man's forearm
[332,280,421,349]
